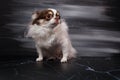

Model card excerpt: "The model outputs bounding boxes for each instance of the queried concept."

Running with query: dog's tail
[68,47,77,59]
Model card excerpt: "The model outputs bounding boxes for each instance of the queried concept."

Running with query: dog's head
[31,8,61,26]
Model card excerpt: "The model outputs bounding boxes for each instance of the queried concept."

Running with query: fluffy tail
[68,47,77,59]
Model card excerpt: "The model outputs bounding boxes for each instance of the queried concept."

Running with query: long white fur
[26,9,76,62]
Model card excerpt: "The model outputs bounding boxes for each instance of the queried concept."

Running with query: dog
[26,8,76,62]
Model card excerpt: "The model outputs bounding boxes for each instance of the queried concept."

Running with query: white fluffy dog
[26,8,76,62]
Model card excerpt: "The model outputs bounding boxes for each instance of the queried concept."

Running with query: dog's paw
[61,58,67,63]
[36,57,43,62]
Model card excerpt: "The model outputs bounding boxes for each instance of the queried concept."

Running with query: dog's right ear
[31,11,40,20]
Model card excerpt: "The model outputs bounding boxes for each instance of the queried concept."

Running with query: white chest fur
[35,33,55,48]
[27,24,56,48]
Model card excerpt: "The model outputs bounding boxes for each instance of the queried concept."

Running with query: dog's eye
[56,12,60,19]
[47,14,52,18]
[45,12,53,20]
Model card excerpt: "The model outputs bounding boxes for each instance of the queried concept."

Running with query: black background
[0,0,120,60]
[0,0,120,80]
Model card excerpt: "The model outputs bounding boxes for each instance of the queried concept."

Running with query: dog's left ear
[31,11,40,20]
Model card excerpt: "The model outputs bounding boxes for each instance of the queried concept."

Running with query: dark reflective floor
[0,0,120,80]
[0,57,120,80]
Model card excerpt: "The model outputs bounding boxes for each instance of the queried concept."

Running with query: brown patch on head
[45,11,54,21]
[56,11,60,19]
[32,10,54,25]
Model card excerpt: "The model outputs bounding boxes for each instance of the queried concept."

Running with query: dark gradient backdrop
[0,0,120,80]
[0,0,120,60]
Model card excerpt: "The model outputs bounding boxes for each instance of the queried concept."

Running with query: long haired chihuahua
[26,8,76,62]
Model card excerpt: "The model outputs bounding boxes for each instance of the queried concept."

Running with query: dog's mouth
[50,19,60,28]
[55,18,61,24]
[50,24,57,29]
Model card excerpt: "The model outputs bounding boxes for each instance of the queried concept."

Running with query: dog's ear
[31,11,40,20]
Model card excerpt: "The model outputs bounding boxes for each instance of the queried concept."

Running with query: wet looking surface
[0,0,120,80]
[0,57,120,80]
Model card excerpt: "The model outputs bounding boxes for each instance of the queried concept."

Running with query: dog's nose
[55,18,59,24]
[55,17,59,20]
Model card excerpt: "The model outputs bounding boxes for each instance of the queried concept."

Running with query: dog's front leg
[36,45,43,61]
[61,42,69,63]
